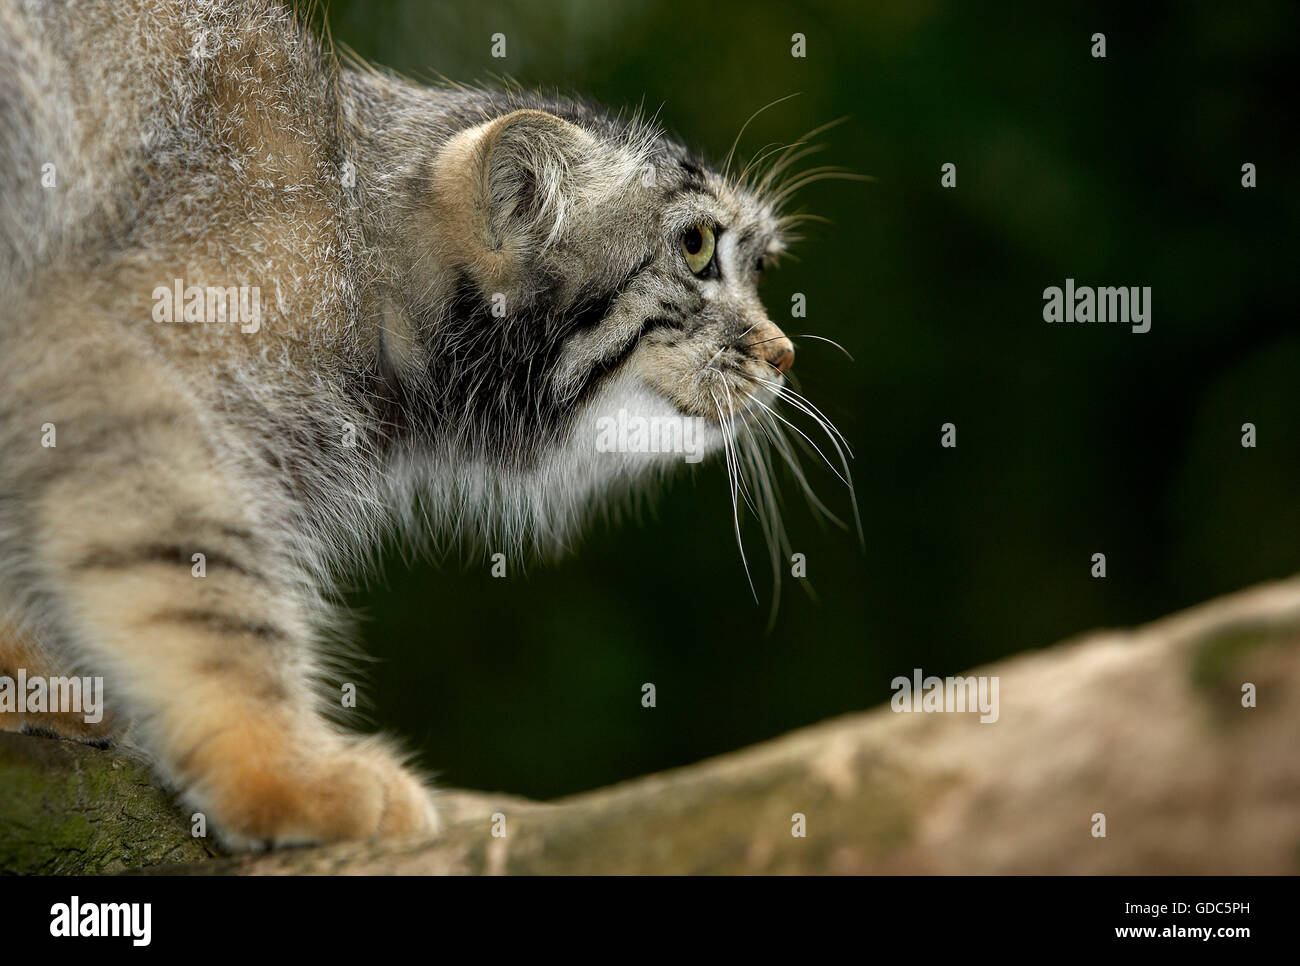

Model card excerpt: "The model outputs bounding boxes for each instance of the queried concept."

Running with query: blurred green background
[325,0,1299,798]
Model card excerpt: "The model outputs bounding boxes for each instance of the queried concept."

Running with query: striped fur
[0,0,834,848]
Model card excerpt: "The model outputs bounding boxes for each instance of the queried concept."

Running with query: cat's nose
[752,320,794,374]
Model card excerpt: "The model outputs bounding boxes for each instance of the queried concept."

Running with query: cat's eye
[680,224,716,276]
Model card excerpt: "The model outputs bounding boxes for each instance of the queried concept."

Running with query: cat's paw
[193,733,440,850]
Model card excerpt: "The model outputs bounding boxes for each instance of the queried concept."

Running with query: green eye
[680,224,716,275]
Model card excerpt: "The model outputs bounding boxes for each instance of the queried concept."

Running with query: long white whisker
[748,398,845,526]
[721,383,763,521]
[723,92,802,181]
[751,389,851,487]
[739,417,786,625]
[771,383,854,457]
[791,333,855,362]
[711,387,757,601]
[737,141,789,186]
[767,383,863,544]
[756,143,828,194]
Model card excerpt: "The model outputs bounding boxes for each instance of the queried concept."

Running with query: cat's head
[432,104,792,412]
[379,94,850,560]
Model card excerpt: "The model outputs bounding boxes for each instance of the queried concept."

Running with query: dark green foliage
[328,0,1299,798]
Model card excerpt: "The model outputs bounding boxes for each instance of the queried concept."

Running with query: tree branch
[3,578,1298,874]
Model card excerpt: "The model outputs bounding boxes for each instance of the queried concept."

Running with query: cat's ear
[433,109,605,259]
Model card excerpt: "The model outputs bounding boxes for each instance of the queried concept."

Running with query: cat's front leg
[22,403,438,848]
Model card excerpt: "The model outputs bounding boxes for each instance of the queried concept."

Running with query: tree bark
[3,577,1298,874]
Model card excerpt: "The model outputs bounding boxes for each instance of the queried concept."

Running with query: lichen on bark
[0,734,216,874]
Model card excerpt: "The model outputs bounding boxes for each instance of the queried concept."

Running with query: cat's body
[0,0,809,847]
